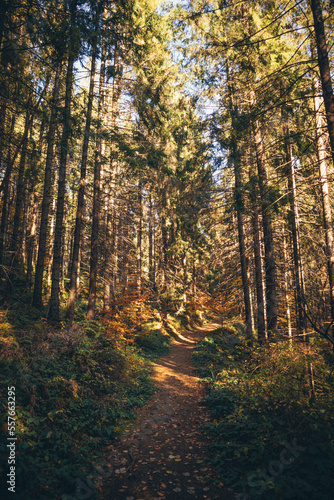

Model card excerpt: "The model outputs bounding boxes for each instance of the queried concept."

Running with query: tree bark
[313,75,334,320]
[227,64,253,339]
[254,122,278,336]
[32,61,62,308]
[87,26,106,319]
[48,39,76,320]
[282,105,306,338]
[137,182,142,298]
[7,89,33,280]
[26,191,39,289]
[310,0,334,165]
[0,108,17,271]
[102,47,121,310]
[250,172,266,341]
[148,192,155,290]
[282,222,293,341]
[67,47,97,319]
[233,148,253,339]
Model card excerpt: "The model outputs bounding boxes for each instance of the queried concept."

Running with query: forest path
[102,320,235,500]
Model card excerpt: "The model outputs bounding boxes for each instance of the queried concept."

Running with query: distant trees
[0,0,214,322]
[179,0,334,346]
[2,0,334,350]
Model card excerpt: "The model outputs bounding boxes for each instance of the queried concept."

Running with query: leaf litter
[102,322,235,499]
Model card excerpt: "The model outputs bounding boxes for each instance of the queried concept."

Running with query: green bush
[0,319,157,500]
[135,328,171,358]
[194,327,334,499]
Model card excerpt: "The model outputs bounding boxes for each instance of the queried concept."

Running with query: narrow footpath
[102,321,235,500]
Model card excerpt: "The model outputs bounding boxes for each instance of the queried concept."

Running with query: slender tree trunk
[0,108,17,271]
[137,182,142,298]
[310,0,334,165]
[87,28,106,319]
[26,191,39,289]
[148,192,155,289]
[119,207,128,290]
[47,196,56,297]
[0,64,9,173]
[254,122,278,336]
[0,77,49,196]
[26,117,46,288]
[160,187,169,326]
[282,222,293,341]
[67,47,97,319]
[250,172,266,341]
[110,216,117,303]
[103,47,121,311]
[313,75,334,320]
[32,61,62,308]
[282,107,306,338]
[49,9,77,320]
[7,90,33,281]
[103,185,112,310]
[233,143,253,339]
[160,211,168,326]
[227,65,253,339]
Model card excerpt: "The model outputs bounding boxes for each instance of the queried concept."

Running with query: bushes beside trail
[193,326,334,499]
[0,311,171,500]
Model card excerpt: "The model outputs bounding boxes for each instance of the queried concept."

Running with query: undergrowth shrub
[193,326,334,500]
[135,328,170,358]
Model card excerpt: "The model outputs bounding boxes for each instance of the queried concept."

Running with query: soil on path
[102,322,235,500]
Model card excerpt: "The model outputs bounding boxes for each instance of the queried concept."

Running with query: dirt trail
[102,322,234,500]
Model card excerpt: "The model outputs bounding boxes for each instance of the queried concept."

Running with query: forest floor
[101,320,235,500]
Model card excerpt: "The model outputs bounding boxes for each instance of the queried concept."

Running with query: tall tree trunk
[67,46,98,319]
[310,0,334,165]
[47,196,56,297]
[282,105,306,338]
[148,192,155,290]
[103,182,112,310]
[7,90,33,282]
[0,64,9,174]
[250,172,266,341]
[233,142,253,339]
[0,77,49,196]
[120,204,129,291]
[160,210,168,327]
[254,122,278,336]
[102,47,121,310]
[26,118,46,289]
[87,28,106,319]
[282,222,293,341]
[48,41,76,320]
[26,191,39,289]
[32,61,62,308]
[137,182,142,298]
[313,75,334,320]
[227,65,253,339]
[0,108,17,271]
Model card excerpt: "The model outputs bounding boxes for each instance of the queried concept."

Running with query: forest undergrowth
[0,293,205,500]
[193,325,334,500]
